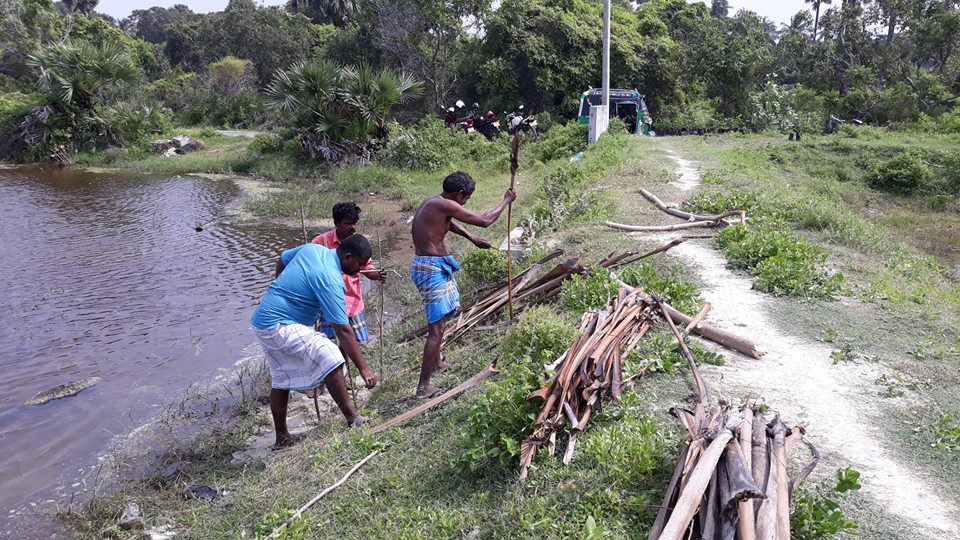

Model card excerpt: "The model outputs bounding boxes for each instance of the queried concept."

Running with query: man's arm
[333,325,377,389]
[449,221,492,249]
[444,189,516,228]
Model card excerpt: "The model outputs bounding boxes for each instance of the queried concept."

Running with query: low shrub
[624,332,725,376]
[560,268,620,312]
[581,416,669,486]
[380,117,508,170]
[502,306,576,365]
[681,189,760,216]
[865,151,934,194]
[248,133,285,155]
[619,262,703,315]
[717,224,843,299]
[461,248,508,286]
[791,468,861,540]
[536,121,588,162]
[454,358,543,475]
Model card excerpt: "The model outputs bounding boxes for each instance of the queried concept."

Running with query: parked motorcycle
[504,104,538,140]
[473,110,501,140]
[443,100,465,127]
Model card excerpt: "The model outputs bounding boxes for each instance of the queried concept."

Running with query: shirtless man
[409,171,516,398]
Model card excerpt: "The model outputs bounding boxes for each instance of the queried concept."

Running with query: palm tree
[804,0,832,41]
[286,0,359,26]
[265,61,422,147]
[27,40,138,112]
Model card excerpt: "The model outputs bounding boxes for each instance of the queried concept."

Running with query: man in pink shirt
[312,202,386,349]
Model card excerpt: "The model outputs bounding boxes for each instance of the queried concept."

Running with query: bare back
[411,196,455,257]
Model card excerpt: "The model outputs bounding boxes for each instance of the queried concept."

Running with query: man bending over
[251,235,377,449]
[409,171,515,398]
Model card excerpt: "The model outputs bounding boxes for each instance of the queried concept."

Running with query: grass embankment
[666,130,960,499]
[69,127,752,539]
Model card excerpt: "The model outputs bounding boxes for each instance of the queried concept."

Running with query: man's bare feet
[414,385,444,399]
[271,432,306,451]
[347,415,371,428]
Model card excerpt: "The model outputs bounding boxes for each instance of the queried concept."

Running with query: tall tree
[287,0,359,26]
[710,0,729,18]
[805,0,832,40]
[62,0,98,17]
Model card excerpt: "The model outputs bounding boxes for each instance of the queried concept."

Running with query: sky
[97,0,808,26]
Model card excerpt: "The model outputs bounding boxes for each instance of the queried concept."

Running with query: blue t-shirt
[251,244,349,329]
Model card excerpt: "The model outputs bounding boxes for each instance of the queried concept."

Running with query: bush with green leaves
[931,413,960,450]
[619,262,703,315]
[716,224,843,299]
[454,358,543,475]
[791,468,861,540]
[503,306,576,365]
[865,151,934,194]
[536,121,588,162]
[581,413,670,486]
[461,248,508,286]
[561,268,620,312]
[380,117,508,171]
[624,332,725,376]
[681,189,760,216]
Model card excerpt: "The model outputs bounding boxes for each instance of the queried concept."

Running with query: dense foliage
[1,0,959,162]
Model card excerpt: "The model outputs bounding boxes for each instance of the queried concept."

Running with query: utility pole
[590,0,611,144]
[602,0,610,110]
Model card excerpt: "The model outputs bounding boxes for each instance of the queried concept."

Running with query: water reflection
[0,167,301,526]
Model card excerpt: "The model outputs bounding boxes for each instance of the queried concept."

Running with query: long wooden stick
[370,365,499,434]
[299,202,308,243]
[264,450,379,540]
[606,220,725,232]
[300,202,322,419]
[506,133,520,320]
[377,231,385,380]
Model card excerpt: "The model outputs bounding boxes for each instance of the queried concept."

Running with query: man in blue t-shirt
[251,234,377,449]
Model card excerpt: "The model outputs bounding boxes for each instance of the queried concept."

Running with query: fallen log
[605,220,725,233]
[639,187,745,223]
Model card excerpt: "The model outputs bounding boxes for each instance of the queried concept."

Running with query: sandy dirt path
[651,145,959,539]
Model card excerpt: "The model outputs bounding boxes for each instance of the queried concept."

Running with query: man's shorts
[318,311,370,343]
[254,323,345,391]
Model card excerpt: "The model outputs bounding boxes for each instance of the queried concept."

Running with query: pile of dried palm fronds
[648,309,818,540]
[516,281,764,476]
[518,286,658,478]
[605,188,746,234]
[398,249,647,347]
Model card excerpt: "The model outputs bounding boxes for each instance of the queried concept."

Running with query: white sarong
[253,323,345,391]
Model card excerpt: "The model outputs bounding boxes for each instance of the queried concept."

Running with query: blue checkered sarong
[410,255,461,324]
[317,311,369,343]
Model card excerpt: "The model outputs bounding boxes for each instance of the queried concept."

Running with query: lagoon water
[0,166,300,531]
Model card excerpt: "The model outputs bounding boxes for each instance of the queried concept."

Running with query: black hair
[442,171,476,195]
[332,202,361,224]
[339,234,372,260]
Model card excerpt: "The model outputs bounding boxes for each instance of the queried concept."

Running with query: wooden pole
[299,202,308,244]
[506,134,520,321]
[377,231,385,380]
[299,201,322,421]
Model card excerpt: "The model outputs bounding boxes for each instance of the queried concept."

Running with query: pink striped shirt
[311,230,374,317]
